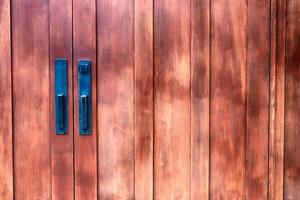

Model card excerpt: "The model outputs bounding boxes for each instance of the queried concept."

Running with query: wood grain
[0,0,13,198]
[50,0,74,198]
[269,0,286,199]
[210,0,247,199]
[97,0,135,198]
[134,0,153,199]
[246,0,270,199]
[12,0,51,199]
[154,0,191,199]
[3,1,298,198]
[73,0,97,199]
[191,0,210,199]
[285,0,300,199]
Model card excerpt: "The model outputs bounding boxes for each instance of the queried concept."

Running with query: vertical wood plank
[0,0,13,198]
[97,0,135,198]
[285,0,300,198]
[73,0,97,199]
[269,0,286,199]
[246,0,270,199]
[191,0,210,199]
[154,0,191,199]
[134,0,153,199]
[210,0,247,199]
[50,0,74,198]
[12,0,51,199]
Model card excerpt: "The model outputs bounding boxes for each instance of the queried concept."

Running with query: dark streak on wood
[191,0,210,199]
[135,0,154,199]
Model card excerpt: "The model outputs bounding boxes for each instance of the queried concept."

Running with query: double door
[1,0,300,199]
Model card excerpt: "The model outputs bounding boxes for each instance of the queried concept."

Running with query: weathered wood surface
[12,0,51,198]
[246,0,270,199]
[285,0,300,199]
[4,0,300,198]
[154,0,191,198]
[73,0,97,199]
[135,0,153,199]
[0,0,13,198]
[269,0,286,199]
[50,0,74,198]
[191,0,210,199]
[210,0,247,199]
[97,0,135,198]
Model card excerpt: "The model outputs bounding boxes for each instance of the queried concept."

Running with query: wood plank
[191,0,210,199]
[154,0,191,198]
[269,0,286,199]
[210,0,247,199]
[97,0,135,198]
[0,0,13,198]
[134,0,153,199]
[12,0,51,198]
[73,0,97,199]
[246,0,270,199]
[285,0,300,198]
[49,0,74,198]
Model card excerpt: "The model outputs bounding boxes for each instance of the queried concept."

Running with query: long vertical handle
[55,58,68,134]
[78,59,92,135]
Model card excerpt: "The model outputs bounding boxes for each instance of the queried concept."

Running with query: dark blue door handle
[78,60,92,135]
[57,94,65,130]
[80,95,88,131]
[55,58,68,134]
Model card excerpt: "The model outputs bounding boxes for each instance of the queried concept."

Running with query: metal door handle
[78,59,92,135]
[57,94,65,130]
[80,95,88,131]
[55,58,68,134]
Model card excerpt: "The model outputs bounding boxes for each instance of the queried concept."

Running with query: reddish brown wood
[269,0,286,199]
[210,0,247,199]
[285,0,300,199]
[246,0,270,199]
[0,0,13,198]
[269,1,277,199]
[50,0,74,198]
[12,0,51,198]
[97,0,135,198]
[134,0,153,199]
[3,1,298,198]
[191,0,210,199]
[154,0,191,199]
[73,0,97,199]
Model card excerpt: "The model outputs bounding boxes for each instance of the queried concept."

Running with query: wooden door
[0,0,300,199]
